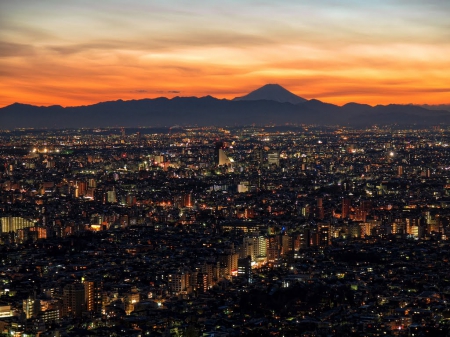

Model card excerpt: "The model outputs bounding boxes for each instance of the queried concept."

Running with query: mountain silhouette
[234,84,307,104]
[1,85,450,128]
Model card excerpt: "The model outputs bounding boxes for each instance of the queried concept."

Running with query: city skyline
[1,0,450,108]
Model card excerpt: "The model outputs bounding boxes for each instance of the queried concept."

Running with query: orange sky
[1,0,450,107]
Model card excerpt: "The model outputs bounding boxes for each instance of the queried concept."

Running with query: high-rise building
[215,142,233,166]
[106,189,117,203]
[168,272,188,295]
[23,296,40,319]
[83,280,102,315]
[253,147,264,167]
[226,253,239,276]
[237,256,252,283]
[281,234,293,255]
[242,235,267,261]
[62,283,85,317]
[316,197,325,220]
[342,198,351,219]
[268,151,280,166]
[318,223,330,247]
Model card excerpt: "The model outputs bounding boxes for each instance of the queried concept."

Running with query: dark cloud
[0,41,35,57]
[131,90,149,93]
[156,90,181,94]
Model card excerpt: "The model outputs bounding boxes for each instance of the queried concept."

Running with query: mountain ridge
[1,84,450,128]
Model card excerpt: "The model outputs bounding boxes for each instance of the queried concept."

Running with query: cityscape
[1,125,450,336]
[2,0,450,336]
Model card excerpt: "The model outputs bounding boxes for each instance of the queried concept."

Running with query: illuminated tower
[267,151,280,166]
[23,296,40,319]
[215,141,233,166]
[83,279,103,315]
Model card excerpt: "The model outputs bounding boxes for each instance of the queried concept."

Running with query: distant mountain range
[1,84,450,128]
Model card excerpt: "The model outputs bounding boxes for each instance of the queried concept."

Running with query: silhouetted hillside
[2,85,450,128]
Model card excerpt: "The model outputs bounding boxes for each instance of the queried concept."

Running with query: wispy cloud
[0,41,35,57]
[156,90,181,94]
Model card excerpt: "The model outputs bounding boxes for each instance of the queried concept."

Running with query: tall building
[23,296,40,319]
[342,198,351,219]
[83,279,102,315]
[318,223,331,247]
[183,193,193,208]
[267,235,281,265]
[168,272,188,295]
[281,234,293,256]
[62,283,85,317]
[268,151,280,166]
[242,235,267,262]
[253,147,264,167]
[316,197,325,220]
[226,253,239,276]
[238,256,252,283]
[215,142,233,166]
[106,189,117,203]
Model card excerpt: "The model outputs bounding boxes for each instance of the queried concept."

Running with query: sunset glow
[1,0,450,107]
